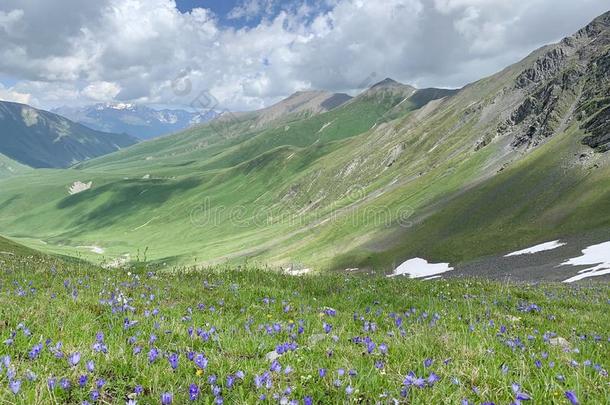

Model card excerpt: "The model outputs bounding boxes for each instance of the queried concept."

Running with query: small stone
[549,337,570,349]
[307,334,326,345]
[265,350,280,362]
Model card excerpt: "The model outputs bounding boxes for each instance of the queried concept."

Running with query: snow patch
[317,120,335,133]
[505,240,566,257]
[560,241,610,283]
[110,102,135,110]
[132,217,158,231]
[21,107,39,127]
[284,268,312,276]
[388,258,454,279]
[103,254,130,269]
[68,181,92,195]
[77,245,105,254]
[155,111,178,124]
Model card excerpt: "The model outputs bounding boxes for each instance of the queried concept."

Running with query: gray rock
[549,336,571,350]
[265,350,280,362]
[307,334,326,345]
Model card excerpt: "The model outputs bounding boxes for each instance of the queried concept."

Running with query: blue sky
[175,0,290,28]
[175,0,331,29]
[175,1,236,20]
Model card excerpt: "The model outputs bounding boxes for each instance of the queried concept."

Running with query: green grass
[0,235,40,257]
[0,250,608,404]
[0,153,30,179]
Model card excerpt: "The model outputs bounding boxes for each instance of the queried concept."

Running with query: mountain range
[0,101,138,168]
[53,103,219,140]
[0,11,609,281]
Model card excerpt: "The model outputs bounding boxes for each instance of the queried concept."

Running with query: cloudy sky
[0,0,608,111]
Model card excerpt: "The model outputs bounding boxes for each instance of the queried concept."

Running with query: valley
[1,13,610,282]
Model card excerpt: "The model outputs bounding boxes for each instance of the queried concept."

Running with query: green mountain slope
[0,101,138,168]
[75,83,422,174]
[268,11,610,269]
[0,80,455,264]
[0,12,608,274]
[0,234,42,257]
[0,152,31,178]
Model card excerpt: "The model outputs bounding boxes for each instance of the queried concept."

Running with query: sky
[0,0,608,112]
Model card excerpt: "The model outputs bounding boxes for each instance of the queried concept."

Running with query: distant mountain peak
[252,90,352,127]
[357,78,416,100]
[96,102,136,111]
[52,103,218,140]
[370,78,402,88]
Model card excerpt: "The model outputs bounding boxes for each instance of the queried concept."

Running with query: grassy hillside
[0,101,138,168]
[0,153,30,178]
[0,235,39,257]
[0,81,445,265]
[0,250,608,403]
[75,83,423,175]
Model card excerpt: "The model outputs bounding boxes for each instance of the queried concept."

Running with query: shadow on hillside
[56,177,202,230]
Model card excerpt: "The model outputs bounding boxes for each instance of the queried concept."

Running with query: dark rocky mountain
[0,101,138,168]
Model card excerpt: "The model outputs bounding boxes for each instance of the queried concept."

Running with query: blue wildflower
[189,383,199,401]
[565,391,579,405]
[168,353,179,370]
[60,378,71,391]
[68,352,81,367]
[149,348,159,363]
[9,379,21,394]
[161,392,173,404]
[28,343,43,359]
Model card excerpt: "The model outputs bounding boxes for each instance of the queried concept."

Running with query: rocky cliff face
[578,47,610,152]
[500,11,610,151]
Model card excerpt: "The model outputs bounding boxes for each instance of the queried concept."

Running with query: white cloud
[228,0,277,20]
[0,9,23,35]
[82,81,122,101]
[0,0,608,111]
[0,83,31,104]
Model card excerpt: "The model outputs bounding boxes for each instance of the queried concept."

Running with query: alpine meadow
[0,1,609,404]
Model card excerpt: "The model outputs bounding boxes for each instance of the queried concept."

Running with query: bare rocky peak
[496,10,610,151]
[253,90,352,127]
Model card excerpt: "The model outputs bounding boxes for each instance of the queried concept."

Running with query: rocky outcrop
[577,49,610,152]
[508,67,583,148]
[581,106,610,152]
[515,47,569,89]
[383,143,405,167]
[502,11,610,151]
